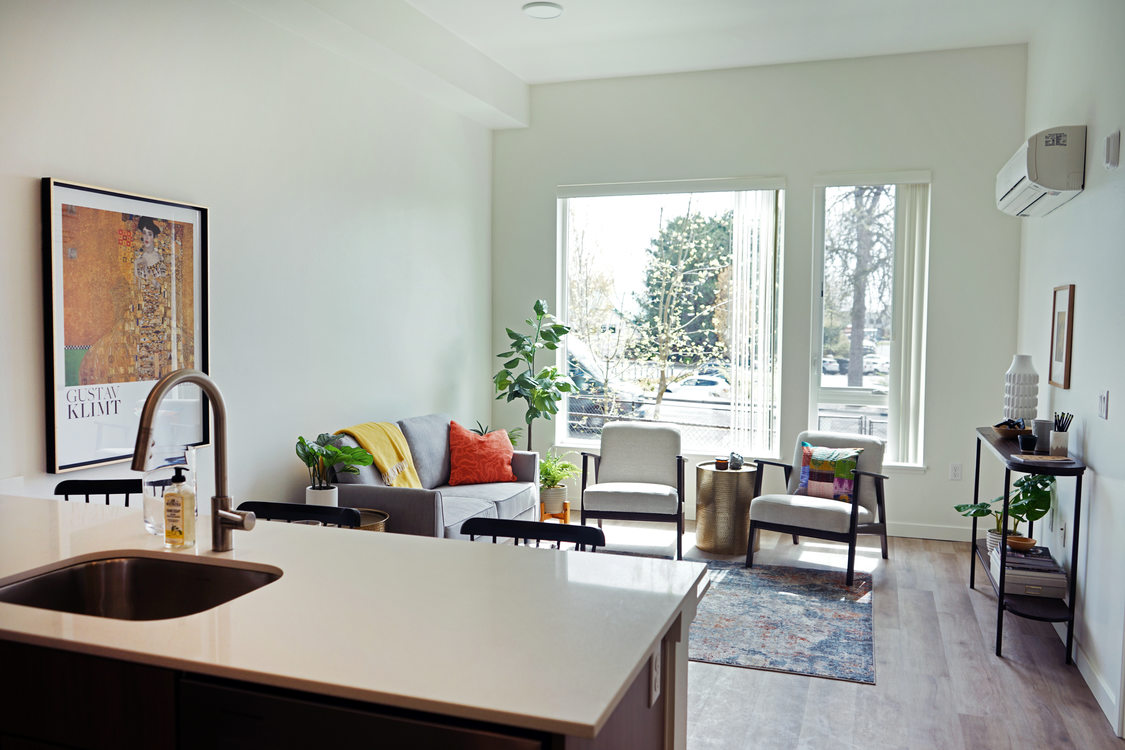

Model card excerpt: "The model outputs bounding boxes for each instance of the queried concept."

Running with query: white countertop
[0,495,707,738]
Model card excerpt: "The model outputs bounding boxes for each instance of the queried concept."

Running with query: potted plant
[954,474,1055,552]
[296,433,373,506]
[469,421,524,448]
[494,299,574,450]
[539,450,580,515]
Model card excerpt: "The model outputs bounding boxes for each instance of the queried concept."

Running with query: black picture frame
[41,178,210,472]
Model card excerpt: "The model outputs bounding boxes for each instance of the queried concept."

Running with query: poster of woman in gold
[43,180,209,472]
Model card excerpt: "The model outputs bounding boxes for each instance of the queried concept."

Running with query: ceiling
[403,0,1048,84]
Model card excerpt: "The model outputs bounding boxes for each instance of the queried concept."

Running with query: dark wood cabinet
[0,639,667,749]
[0,640,176,750]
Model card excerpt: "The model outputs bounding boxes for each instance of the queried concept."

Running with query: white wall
[0,0,494,502]
[492,46,1027,534]
[1018,0,1125,733]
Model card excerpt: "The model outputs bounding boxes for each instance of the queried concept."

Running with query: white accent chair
[580,422,686,560]
[746,430,889,585]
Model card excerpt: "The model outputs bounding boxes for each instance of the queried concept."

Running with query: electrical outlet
[648,649,661,707]
[949,463,962,481]
[1098,390,1110,419]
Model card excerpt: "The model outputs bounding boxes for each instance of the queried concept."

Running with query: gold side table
[695,461,758,555]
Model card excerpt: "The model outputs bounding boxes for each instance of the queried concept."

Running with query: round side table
[695,461,757,555]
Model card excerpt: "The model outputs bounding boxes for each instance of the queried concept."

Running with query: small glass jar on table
[695,460,757,555]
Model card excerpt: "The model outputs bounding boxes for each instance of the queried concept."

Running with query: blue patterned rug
[689,561,874,684]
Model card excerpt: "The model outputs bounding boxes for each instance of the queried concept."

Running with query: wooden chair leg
[846,538,857,586]
[880,526,889,559]
[745,522,756,569]
[792,534,800,545]
[676,514,683,560]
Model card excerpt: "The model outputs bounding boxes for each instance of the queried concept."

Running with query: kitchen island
[0,494,706,748]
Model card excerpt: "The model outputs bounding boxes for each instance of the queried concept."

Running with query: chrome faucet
[131,369,254,552]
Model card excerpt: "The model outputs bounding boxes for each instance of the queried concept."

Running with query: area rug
[689,561,874,684]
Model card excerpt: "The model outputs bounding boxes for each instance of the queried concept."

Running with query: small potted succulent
[539,449,580,515]
[296,433,373,506]
[954,474,1055,552]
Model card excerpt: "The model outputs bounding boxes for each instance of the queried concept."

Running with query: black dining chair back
[236,501,361,528]
[461,517,606,552]
[54,479,143,508]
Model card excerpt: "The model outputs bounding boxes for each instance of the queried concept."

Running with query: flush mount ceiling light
[522,2,563,19]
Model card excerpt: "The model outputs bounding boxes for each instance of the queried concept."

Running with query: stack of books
[989,544,1068,597]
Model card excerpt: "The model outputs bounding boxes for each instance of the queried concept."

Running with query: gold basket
[355,508,389,532]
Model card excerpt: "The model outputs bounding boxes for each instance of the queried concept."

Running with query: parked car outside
[863,355,889,374]
[821,357,839,374]
[662,375,730,402]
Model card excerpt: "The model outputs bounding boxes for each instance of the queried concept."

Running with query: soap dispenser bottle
[163,466,196,548]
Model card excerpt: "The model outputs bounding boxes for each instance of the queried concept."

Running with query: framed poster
[41,179,210,472]
[1048,283,1074,389]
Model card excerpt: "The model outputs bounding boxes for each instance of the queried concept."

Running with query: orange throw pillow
[448,420,517,486]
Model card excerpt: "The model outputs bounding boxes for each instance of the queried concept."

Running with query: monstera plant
[493,299,573,451]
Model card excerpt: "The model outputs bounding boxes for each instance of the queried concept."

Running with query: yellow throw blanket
[337,422,422,489]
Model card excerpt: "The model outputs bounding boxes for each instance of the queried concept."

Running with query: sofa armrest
[510,450,539,485]
[337,484,444,537]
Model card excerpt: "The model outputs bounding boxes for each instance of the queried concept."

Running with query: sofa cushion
[438,481,536,520]
[332,434,386,486]
[440,495,496,538]
[448,420,517,486]
[397,414,451,490]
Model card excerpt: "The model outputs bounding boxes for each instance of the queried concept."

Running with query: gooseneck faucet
[131,369,255,552]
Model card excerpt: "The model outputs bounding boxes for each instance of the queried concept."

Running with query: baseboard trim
[886,522,970,542]
[1051,622,1124,737]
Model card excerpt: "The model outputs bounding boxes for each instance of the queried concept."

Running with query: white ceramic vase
[1003,354,1039,422]
[305,486,338,506]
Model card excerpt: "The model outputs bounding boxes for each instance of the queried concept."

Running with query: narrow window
[812,179,930,464]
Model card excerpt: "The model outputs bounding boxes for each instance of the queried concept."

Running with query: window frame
[555,177,785,454]
[809,170,931,465]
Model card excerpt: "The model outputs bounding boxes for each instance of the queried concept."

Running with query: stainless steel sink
[0,551,282,620]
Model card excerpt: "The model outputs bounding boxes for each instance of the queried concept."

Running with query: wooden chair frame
[745,458,888,586]
[461,517,606,551]
[579,452,686,560]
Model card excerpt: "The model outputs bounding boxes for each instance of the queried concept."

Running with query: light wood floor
[673,530,1125,750]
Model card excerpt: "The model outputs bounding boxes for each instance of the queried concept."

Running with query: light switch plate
[1098,390,1110,419]
[1106,129,1121,169]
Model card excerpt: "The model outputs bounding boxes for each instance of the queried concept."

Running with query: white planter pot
[306,486,338,507]
[985,529,1012,554]
[541,486,567,515]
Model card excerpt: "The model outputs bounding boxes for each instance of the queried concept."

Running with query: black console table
[970,426,1085,663]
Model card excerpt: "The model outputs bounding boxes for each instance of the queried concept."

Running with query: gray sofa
[332,414,539,538]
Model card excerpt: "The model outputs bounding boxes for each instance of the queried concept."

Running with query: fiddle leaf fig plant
[954,474,1055,535]
[296,433,373,490]
[493,299,574,450]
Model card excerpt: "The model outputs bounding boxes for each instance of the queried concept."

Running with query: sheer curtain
[886,183,930,464]
[729,190,781,456]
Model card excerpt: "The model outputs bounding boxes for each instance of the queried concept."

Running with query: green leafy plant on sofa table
[953,473,1055,535]
[493,299,574,451]
[296,433,373,490]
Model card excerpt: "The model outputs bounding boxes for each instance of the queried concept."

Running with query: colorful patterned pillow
[794,443,863,502]
[448,420,517,486]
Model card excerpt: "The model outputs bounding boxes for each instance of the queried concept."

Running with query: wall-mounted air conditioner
[996,125,1086,217]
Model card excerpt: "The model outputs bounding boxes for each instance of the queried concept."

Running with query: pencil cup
[1049,430,1069,457]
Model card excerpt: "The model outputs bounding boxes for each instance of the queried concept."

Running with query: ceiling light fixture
[522,2,563,20]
